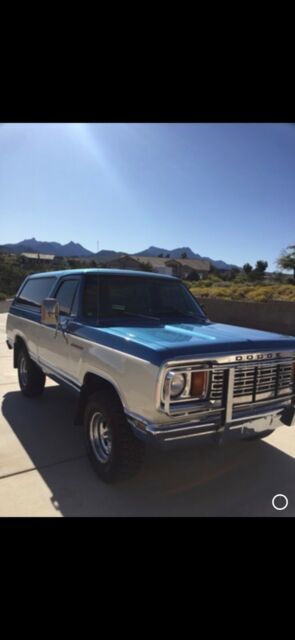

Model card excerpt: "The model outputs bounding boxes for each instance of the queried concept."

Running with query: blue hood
[74,320,295,366]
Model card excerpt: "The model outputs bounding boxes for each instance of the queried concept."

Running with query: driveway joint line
[0,454,87,481]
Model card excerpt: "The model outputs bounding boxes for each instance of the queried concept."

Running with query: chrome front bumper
[127,402,295,449]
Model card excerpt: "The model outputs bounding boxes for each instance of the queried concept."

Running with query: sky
[0,122,294,270]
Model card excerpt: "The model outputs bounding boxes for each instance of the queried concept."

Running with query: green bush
[0,292,7,301]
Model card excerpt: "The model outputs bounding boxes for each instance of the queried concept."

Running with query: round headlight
[170,373,186,397]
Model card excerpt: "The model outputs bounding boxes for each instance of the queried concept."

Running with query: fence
[196,298,295,337]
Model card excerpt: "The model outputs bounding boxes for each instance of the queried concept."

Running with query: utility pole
[97,240,99,253]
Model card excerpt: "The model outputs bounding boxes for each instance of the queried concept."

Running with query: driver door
[38,277,80,381]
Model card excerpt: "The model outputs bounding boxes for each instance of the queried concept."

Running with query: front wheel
[84,390,145,483]
[246,429,274,441]
[17,347,45,397]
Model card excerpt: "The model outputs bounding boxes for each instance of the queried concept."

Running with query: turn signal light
[191,371,208,399]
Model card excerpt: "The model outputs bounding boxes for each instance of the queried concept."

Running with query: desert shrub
[191,283,295,303]
[0,292,7,301]
[246,289,271,303]
[206,274,223,283]
[234,272,249,283]
[193,288,210,297]
[197,279,214,288]
[182,280,193,289]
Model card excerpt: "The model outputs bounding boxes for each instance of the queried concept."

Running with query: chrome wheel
[19,355,28,387]
[89,411,113,463]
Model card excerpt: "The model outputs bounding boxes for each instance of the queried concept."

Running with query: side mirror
[41,298,60,326]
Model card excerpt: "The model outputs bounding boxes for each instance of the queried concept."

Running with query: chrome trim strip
[48,374,81,393]
[228,423,273,432]
[230,407,286,423]
[147,422,216,436]
[225,368,235,423]
[164,430,217,441]
[38,358,81,389]
[232,394,294,411]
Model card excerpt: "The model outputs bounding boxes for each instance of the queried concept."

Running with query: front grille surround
[157,351,295,417]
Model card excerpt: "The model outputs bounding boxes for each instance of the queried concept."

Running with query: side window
[18,277,56,307]
[55,279,80,316]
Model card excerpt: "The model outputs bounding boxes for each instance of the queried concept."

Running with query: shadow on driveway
[2,385,295,516]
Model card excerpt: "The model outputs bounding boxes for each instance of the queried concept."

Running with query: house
[132,256,174,275]
[98,254,211,279]
[165,258,211,279]
[102,254,143,271]
[20,252,60,263]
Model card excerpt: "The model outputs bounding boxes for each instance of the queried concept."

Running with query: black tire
[84,389,145,483]
[246,429,274,441]
[17,347,46,397]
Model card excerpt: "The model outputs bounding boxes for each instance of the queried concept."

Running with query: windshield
[82,275,207,324]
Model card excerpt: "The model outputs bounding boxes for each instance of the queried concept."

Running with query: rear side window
[18,277,56,307]
[55,279,80,316]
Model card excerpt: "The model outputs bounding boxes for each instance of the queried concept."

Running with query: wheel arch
[74,372,126,425]
[13,335,29,368]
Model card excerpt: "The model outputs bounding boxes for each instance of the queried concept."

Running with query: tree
[140,261,154,272]
[255,260,268,274]
[157,253,163,258]
[224,267,240,281]
[243,262,253,276]
[272,271,285,283]
[180,252,187,259]
[165,254,170,258]
[277,245,295,278]
[209,263,220,276]
[186,270,200,282]
[251,260,268,281]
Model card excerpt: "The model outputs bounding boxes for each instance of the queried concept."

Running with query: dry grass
[189,282,295,303]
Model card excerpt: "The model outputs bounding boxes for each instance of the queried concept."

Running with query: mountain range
[133,246,238,270]
[0,239,238,270]
[0,238,93,258]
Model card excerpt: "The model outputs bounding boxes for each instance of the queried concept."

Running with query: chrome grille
[233,361,294,404]
[210,368,226,401]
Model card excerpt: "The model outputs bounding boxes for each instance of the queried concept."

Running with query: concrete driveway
[1,311,295,517]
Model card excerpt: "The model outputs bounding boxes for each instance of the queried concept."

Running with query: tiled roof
[172,258,210,271]
[133,256,174,268]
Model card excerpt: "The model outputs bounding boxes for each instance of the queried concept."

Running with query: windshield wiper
[157,311,206,321]
[120,311,161,323]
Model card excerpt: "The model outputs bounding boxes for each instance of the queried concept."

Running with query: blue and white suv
[6,268,295,482]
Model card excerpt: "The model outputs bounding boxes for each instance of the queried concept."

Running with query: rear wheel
[17,347,45,397]
[84,389,145,483]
